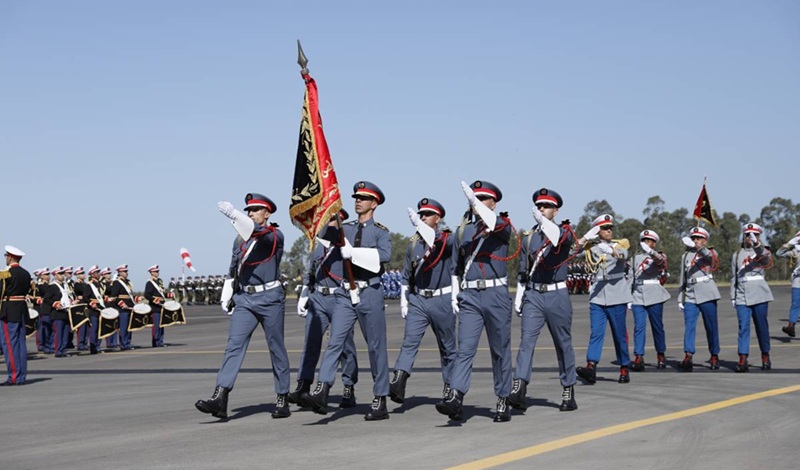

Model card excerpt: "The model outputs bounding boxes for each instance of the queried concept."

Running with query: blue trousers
[39,314,53,353]
[118,310,132,350]
[736,303,770,355]
[586,303,630,367]
[631,302,666,356]
[151,308,165,347]
[394,292,456,384]
[450,287,512,397]
[789,287,800,324]
[318,285,389,397]
[683,301,719,355]
[216,289,290,394]
[76,323,89,350]
[88,315,101,350]
[0,320,27,384]
[297,291,358,386]
[515,287,576,387]
[53,319,70,356]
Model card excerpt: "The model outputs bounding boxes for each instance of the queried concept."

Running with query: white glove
[461,181,477,206]
[297,286,309,317]
[340,240,353,260]
[531,206,544,225]
[400,285,409,319]
[514,288,525,315]
[748,233,757,245]
[678,302,684,312]
[583,226,600,241]
[408,207,420,228]
[597,243,614,255]
[640,241,655,255]
[682,236,695,248]
[731,299,736,307]
[626,302,632,311]
[218,201,235,219]
[451,275,460,314]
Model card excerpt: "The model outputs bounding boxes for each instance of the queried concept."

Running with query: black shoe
[559,385,577,411]
[271,394,291,419]
[618,366,630,384]
[576,362,597,384]
[761,353,771,371]
[195,386,230,419]
[364,396,389,421]
[339,385,356,409]
[507,378,528,411]
[287,380,310,405]
[679,353,693,372]
[782,324,796,338]
[709,355,720,370]
[493,397,511,423]
[436,389,463,421]
[442,383,452,400]
[389,370,409,404]
[630,355,645,372]
[735,354,749,373]
[300,382,330,415]
[656,353,666,370]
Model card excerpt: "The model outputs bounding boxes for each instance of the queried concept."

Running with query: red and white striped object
[179,247,196,272]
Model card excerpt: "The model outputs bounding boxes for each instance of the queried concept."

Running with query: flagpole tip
[297,40,309,74]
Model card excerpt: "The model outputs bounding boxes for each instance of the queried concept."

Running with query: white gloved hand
[514,288,525,315]
[748,233,757,245]
[297,286,309,317]
[583,226,601,241]
[597,243,614,255]
[626,302,632,311]
[640,241,655,255]
[731,299,736,307]
[408,207,420,228]
[461,181,477,206]
[400,285,409,319]
[451,275,460,314]
[682,236,695,248]
[218,201,235,219]
[340,240,353,260]
[678,302,684,312]
[531,206,544,225]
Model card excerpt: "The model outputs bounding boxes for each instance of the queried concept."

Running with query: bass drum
[25,308,39,338]
[99,308,120,339]
[160,300,186,327]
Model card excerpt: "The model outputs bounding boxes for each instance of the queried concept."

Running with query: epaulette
[560,219,571,226]
[374,221,389,231]
[270,222,279,228]
[499,211,509,218]
[442,228,452,233]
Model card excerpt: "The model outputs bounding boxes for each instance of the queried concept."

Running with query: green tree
[575,200,619,237]
[759,197,800,280]
[280,237,310,292]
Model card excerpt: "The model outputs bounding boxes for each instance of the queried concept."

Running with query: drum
[129,303,153,332]
[160,300,186,327]
[98,308,120,339]
[25,308,39,338]
[67,304,89,331]
[133,303,152,314]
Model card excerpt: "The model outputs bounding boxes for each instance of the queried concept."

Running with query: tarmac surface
[2,286,799,470]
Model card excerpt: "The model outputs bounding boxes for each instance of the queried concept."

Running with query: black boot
[559,385,577,411]
[271,393,291,419]
[761,353,771,371]
[364,396,390,421]
[300,382,330,414]
[679,353,693,372]
[493,396,511,423]
[507,378,528,411]
[630,355,645,372]
[389,370,409,404]
[735,354,749,373]
[618,366,630,384]
[576,361,597,384]
[195,386,230,419]
[442,383,451,400]
[656,352,666,370]
[782,322,796,338]
[339,385,356,408]
[709,355,720,370]
[287,380,310,405]
[436,388,463,421]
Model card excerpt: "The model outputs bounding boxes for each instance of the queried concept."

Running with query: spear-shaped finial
[297,40,309,74]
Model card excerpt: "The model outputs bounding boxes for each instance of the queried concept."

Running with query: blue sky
[2,1,798,286]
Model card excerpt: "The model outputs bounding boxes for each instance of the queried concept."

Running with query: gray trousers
[297,291,358,386]
[394,292,456,384]
[450,286,512,397]
[216,288,290,394]
[514,287,576,387]
[318,284,389,396]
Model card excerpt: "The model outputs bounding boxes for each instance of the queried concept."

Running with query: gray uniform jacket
[776,245,800,288]
[631,252,671,306]
[587,240,632,306]
[731,245,774,306]
[678,247,720,304]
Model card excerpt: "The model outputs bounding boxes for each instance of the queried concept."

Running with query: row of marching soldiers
[0,256,187,385]
[168,275,226,305]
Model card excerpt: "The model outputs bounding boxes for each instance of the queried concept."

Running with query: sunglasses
[354,195,376,202]
[476,195,494,202]
[418,211,438,218]
[599,225,614,230]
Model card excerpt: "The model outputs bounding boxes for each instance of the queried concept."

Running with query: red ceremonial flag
[289,42,343,248]
[693,182,718,227]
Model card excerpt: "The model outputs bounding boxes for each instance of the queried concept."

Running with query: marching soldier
[291,209,359,409]
[84,265,106,354]
[195,193,291,419]
[108,265,135,351]
[168,277,177,301]
[437,180,516,423]
[677,227,721,371]
[100,267,118,349]
[43,266,72,357]
[73,266,90,351]
[144,265,171,348]
[1,246,32,385]
[509,188,579,412]
[390,198,456,405]
[301,181,393,421]
[731,224,774,372]
[186,276,195,305]
[32,268,50,353]
[630,230,671,370]
[777,230,800,337]
[575,214,634,384]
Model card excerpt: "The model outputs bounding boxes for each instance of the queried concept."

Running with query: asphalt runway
[2,286,799,470]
